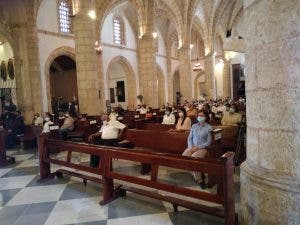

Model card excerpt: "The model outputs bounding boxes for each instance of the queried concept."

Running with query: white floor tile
[6,184,67,206]
[107,213,173,225]
[44,197,108,225]
[15,159,39,168]
[14,154,34,162]
[0,175,35,190]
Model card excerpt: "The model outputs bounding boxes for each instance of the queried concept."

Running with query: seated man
[58,113,74,140]
[182,110,212,189]
[221,104,242,126]
[42,116,54,133]
[32,113,43,126]
[89,113,126,167]
[162,107,175,125]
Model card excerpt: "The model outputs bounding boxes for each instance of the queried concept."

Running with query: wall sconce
[88,10,96,20]
[95,41,102,54]
[152,32,157,39]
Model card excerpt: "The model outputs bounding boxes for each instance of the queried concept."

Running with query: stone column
[166,46,173,104]
[178,46,192,100]
[73,0,103,115]
[25,5,42,114]
[138,33,157,107]
[204,52,216,99]
[240,0,300,224]
[222,58,231,98]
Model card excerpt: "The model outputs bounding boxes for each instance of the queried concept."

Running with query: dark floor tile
[168,210,224,225]
[0,204,28,225]
[59,182,102,200]
[158,171,197,187]
[108,193,166,219]
[0,188,22,207]
[68,221,107,225]
[113,165,142,177]
[26,175,71,187]
[2,166,39,178]
[14,202,56,225]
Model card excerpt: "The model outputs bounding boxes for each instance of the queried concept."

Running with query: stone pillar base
[240,162,300,225]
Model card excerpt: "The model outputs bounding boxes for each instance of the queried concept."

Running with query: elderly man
[89,113,126,167]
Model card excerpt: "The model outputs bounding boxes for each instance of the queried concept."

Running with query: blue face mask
[165,111,170,115]
[197,116,205,123]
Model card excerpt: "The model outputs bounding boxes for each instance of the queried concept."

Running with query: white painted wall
[101,12,139,104]
[107,61,128,109]
[37,0,75,112]
[37,0,59,32]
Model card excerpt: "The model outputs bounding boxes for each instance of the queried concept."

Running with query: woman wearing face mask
[221,104,242,126]
[182,110,212,189]
[175,108,191,131]
[162,107,175,125]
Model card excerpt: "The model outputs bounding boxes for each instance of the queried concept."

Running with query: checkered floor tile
[0,146,240,225]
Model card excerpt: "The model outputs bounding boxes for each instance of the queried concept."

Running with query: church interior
[0,0,299,225]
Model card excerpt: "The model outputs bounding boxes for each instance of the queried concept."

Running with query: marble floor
[0,146,240,225]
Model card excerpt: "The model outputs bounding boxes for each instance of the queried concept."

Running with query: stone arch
[193,71,205,99]
[106,55,137,110]
[44,46,76,112]
[172,67,180,105]
[156,64,165,106]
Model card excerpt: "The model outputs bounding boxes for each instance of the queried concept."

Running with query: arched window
[113,16,125,45]
[58,0,72,33]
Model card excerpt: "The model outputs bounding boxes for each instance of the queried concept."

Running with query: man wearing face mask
[89,113,126,167]
[162,107,175,125]
[221,104,242,126]
[182,110,212,189]
[42,116,54,133]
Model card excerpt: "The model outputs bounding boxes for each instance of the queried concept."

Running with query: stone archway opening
[49,55,78,113]
[0,34,17,110]
[106,56,136,110]
[173,69,180,105]
[194,71,205,99]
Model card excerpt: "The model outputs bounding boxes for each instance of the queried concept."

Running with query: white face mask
[102,120,108,125]
[229,108,235,113]
[45,117,50,122]
[178,112,184,117]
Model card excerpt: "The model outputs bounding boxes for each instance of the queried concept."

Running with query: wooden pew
[135,122,175,131]
[38,135,236,225]
[18,125,43,149]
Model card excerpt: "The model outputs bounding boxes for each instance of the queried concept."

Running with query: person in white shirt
[32,113,44,126]
[139,105,147,114]
[89,113,126,167]
[42,117,54,133]
[162,107,176,125]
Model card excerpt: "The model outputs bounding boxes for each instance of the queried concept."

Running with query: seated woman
[173,108,191,131]
[186,104,198,118]
[145,107,153,120]
[32,113,43,126]
[221,104,242,126]
[88,113,126,167]
[162,107,175,125]
[182,110,212,189]
[58,112,75,140]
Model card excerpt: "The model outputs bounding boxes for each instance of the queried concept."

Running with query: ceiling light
[152,32,157,39]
